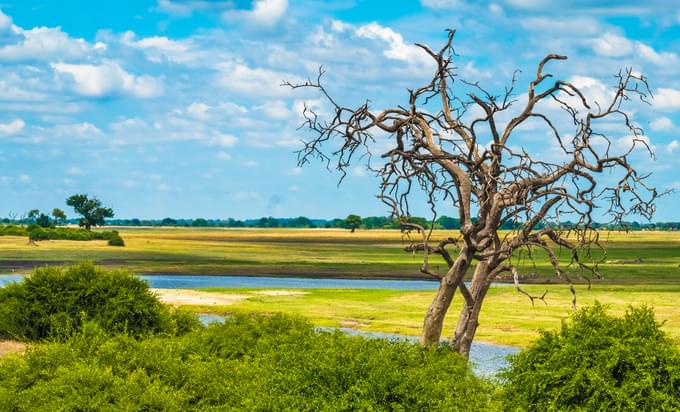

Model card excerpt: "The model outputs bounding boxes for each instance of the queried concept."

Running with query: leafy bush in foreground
[501,304,680,411]
[0,314,494,411]
[0,263,198,340]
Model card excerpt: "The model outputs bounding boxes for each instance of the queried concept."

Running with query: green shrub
[0,263,199,341]
[107,236,125,246]
[501,304,680,411]
[0,314,495,411]
[0,224,28,236]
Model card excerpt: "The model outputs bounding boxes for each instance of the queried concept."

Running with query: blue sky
[0,0,679,220]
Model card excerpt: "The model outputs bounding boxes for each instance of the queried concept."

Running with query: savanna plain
[1,227,679,347]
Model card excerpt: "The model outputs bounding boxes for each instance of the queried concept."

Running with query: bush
[0,314,495,411]
[0,263,199,341]
[107,236,125,246]
[16,226,124,246]
[0,224,28,236]
[501,304,680,411]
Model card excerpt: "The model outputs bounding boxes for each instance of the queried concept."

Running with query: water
[197,314,517,377]
[0,275,23,287]
[139,275,443,290]
[1,274,513,290]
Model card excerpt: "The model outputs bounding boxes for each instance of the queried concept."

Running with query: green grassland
[1,227,679,283]
[2,227,679,347]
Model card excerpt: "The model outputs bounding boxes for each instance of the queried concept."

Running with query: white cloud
[667,140,679,154]
[18,174,30,183]
[51,61,163,98]
[211,133,238,147]
[355,23,432,68]
[590,32,633,57]
[222,0,288,27]
[215,61,293,97]
[351,166,366,177]
[519,17,602,36]
[635,42,679,66]
[650,117,674,132]
[216,151,232,160]
[0,25,95,61]
[120,31,203,64]
[654,88,680,111]
[0,118,25,135]
[247,0,288,26]
[420,0,466,9]
[0,9,11,30]
[155,0,233,16]
[257,100,291,119]
[51,122,103,138]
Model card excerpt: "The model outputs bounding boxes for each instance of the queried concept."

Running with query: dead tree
[285,30,661,358]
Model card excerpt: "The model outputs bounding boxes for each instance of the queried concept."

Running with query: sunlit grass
[187,284,680,347]
[1,228,679,283]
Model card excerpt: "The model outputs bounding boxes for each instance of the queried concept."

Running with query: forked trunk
[421,247,472,346]
[452,261,492,358]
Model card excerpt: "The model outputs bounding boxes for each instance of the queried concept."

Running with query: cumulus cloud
[666,140,679,154]
[257,100,292,119]
[654,88,680,111]
[155,0,233,16]
[650,117,674,132]
[216,151,232,160]
[0,24,96,61]
[222,0,288,27]
[51,61,163,98]
[420,0,467,9]
[354,22,432,69]
[635,42,680,66]
[210,133,238,147]
[0,118,24,135]
[215,61,294,97]
[120,31,209,65]
[519,16,602,36]
[590,32,633,57]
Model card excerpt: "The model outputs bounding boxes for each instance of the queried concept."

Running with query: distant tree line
[2,214,672,231]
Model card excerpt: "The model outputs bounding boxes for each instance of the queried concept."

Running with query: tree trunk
[421,247,472,346]
[452,261,492,358]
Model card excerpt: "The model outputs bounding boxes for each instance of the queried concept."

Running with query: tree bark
[421,247,472,346]
[452,261,492,358]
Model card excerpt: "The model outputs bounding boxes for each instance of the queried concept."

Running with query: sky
[0,0,679,220]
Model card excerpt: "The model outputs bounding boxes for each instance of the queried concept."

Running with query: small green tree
[52,208,67,225]
[344,214,362,232]
[26,209,40,221]
[66,194,114,230]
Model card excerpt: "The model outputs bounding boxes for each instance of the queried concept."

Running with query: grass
[0,227,679,283]
[183,284,680,348]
